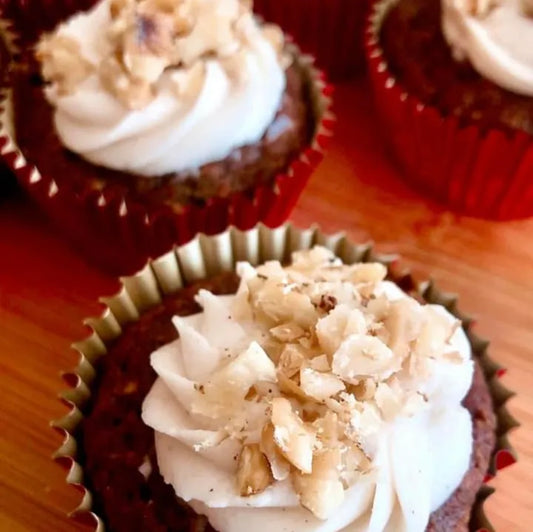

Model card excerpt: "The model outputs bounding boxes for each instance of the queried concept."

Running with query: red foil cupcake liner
[51,224,517,532]
[365,0,533,220]
[0,5,334,275]
[254,0,370,81]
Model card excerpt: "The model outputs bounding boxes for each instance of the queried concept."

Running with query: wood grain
[0,79,530,531]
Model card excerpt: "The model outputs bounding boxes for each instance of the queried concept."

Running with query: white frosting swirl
[142,251,474,532]
[442,0,533,96]
[41,0,286,176]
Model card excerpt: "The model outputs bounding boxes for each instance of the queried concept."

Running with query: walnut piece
[292,448,345,520]
[299,367,345,401]
[169,247,469,520]
[260,423,291,481]
[316,305,367,356]
[38,0,283,109]
[236,444,274,496]
[278,344,306,378]
[332,334,398,383]
[271,397,316,474]
[99,55,154,110]
[270,322,306,343]
[37,35,93,95]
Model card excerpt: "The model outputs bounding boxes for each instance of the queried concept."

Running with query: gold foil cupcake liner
[52,223,518,532]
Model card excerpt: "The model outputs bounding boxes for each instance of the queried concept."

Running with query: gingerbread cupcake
[366,0,533,219]
[0,0,332,273]
[53,226,517,532]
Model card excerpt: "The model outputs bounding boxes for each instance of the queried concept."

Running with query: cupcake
[254,0,370,80]
[366,0,533,220]
[54,226,517,532]
[0,0,331,273]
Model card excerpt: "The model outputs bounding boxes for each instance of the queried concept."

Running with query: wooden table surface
[0,80,531,532]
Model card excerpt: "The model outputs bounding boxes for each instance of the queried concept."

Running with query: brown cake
[80,266,496,532]
[380,0,533,135]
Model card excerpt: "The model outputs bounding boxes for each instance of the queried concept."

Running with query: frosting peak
[442,0,533,96]
[142,247,475,532]
[37,0,288,175]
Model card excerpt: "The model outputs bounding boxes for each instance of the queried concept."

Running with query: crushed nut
[316,305,367,357]
[332,334,398,383]
[292,448,345,520]
[349,378,377,401]
[36,35,93,95]
[270,322,306,343]
[271,397,316,473]
[276,371,312,402]
[348,263,387,284]
[152,247,468,520]
[317,294,337,312]
[38,0,285,109]
[260,423,291,481]
[300,367,345,401]
[236,443,274,496]
[99,55,154,110]
[383,298,422,360]
[278,344,306,378]
[308,354,330,372]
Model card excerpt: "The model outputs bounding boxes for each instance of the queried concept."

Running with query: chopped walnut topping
[236,443,274,496]
[332,335,398,383]
[276,371,313,402]
[270,322,306,343]
[292,448,345,520]
[278,344,307,378]
[316,305,367,357]
[349,378,377,401]
[308,354,330,372]
[348,263,387,284]
[183,247,466,520]
[299,367,345,401]
[383,298,423,360]
[317,294,337,312]
[36,35,94,95]
[99,55,155,109]
[260,423,291,480]
[271,397,316,473]
[37,0,287,109]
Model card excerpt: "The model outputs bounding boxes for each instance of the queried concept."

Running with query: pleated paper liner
[0,10,334,276]
[365,0,533,221]
[51,223,517,532]
[253,0,370,81]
